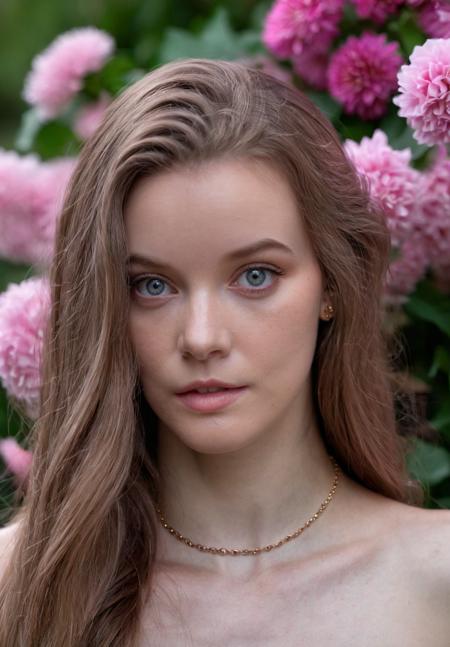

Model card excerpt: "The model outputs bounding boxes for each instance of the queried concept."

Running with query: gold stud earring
[321,304,334,321]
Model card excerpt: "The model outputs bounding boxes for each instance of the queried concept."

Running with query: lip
[176,386,248,413]
[176,379,244,394]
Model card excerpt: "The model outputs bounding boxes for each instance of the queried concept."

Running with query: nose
[177,290,231,361]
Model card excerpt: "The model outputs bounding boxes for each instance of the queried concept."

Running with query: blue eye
[131,276,169,298]
[128,265,283,300]
[236,266,281,292]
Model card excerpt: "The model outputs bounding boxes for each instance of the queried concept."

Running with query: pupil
[248,269,265,286]
[148,279,164,295]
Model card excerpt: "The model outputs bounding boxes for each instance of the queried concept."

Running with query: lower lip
[176,387,247,412]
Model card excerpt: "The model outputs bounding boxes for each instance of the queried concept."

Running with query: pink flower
[74,92,111,140]
[417,155,450,277]
[262,0,344,59]
[0,437,33,488]
[344,130,421,248]
[328,32,402,119]
[0,276,50,419]
[383,232,430,305]
[352,0,404,24]
[23,27,115,119]
[393,38,450,146]
[0,149,76,266]
[418,0,450,38]
[292,47,329,90]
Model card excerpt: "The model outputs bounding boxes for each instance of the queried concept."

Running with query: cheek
[128,315,168,376]
[252,288,320,381]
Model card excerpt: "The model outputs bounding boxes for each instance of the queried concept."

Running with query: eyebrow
[126,238,295,269]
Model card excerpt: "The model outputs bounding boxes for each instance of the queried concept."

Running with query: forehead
[124,156,312,262]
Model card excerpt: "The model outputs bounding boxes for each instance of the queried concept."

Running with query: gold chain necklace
[155,454,341,556]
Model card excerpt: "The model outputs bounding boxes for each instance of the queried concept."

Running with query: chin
[159,418,263,455]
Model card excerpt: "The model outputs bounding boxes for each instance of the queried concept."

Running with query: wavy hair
[0,58,423,646]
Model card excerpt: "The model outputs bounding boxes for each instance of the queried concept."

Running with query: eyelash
[128,264,285,300]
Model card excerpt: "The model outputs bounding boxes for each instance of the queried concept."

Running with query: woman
[1,58,449,647]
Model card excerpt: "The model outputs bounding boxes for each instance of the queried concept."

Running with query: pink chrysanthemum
[0,150,76,266]
[23,27,115,119]
[74,92,111,140]
[292,47,329,90]
[418,0,450,38]
[344,130,421,247]
[0,437,33,487]
[416,155,450,278]
[328,32,402,120]
[0,276,50,419]
[262,0,344,59]
[393,38,450,146]
[352,0,404,25]
[383,231,430,305]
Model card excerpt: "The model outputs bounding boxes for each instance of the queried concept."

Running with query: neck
[153,411,345,580]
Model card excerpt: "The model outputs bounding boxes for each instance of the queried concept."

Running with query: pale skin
[1,157,449,645]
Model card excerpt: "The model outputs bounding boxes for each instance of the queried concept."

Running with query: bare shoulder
[388,503,450,641]
[393,504,450,579]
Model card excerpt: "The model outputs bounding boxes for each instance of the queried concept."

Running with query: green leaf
[379,109,406,141]
[15,108,43,152]
[405,296,450,336]
[33,121,79,160]
[158,7,260,64]
[305,91,342,122]
[0,259,32,293]
[335,115,374,142]
[98,54,136,95]
[388,9,426,58]
[428,346,450,380]
[407,438,450,486]
[389,122,429,160]
[404,280,450,337]
[430,398,450,435]
[250,1,272,31]
[433,496,450,509]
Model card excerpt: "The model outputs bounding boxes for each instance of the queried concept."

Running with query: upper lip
[176,379,244,394]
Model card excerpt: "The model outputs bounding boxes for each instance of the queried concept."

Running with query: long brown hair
[0,58,423,646]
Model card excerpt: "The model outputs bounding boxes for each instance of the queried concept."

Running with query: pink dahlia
[74,92,111,140]
[262,0,344,59]
[393,38,450,146]
[418,0,450,38]
[383,231,429,305]
[292,47,329,90]
[328,32,402,120]
[352,0,404,25]
[23,27,115,119]
[416,155,450,278]
[0,276,50,419]
[344,130,421,247]
[0,150,76,266]
[0,437,33,488]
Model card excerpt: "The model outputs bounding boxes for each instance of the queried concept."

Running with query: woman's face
[125,156,327,454]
